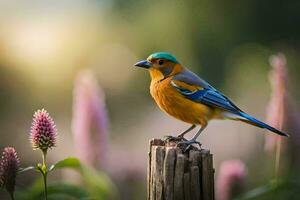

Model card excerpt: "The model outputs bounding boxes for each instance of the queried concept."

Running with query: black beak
[134,60,152,69]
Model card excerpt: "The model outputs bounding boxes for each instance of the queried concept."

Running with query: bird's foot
[163,135,186,143]
[177,139,201,152]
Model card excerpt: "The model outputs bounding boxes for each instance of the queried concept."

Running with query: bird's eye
[158,60,164,65]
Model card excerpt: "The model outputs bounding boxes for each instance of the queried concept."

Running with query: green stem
[41,150,48,200]
[42,172,48,200]
[42,150,47,167]
[274,138,282,180]
[9,192,15,200]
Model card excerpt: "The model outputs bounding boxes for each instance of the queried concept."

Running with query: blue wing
[171,81,241,114]
[171,69,242,114]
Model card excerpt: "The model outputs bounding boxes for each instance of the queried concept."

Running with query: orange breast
[150,78,215,125]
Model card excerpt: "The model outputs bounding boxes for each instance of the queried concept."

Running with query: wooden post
[148,138,214,200]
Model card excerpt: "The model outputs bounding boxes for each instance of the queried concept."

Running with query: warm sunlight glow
[3,20,66,65]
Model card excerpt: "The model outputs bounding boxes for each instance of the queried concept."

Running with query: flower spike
[30,109,57,152]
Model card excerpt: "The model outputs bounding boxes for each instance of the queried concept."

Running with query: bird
[134,52,289,149]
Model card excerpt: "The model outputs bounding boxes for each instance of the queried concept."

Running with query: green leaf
[18,166,35,174]
[80,165,118,200]
[234,184,273,200]
[48,157,118,199]
[49,157,81,172]
[47,182,90,199]
[16,180,90,200]
[234,180,288,200]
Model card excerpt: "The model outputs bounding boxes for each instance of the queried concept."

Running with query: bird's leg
[178,124,207,152]
[190,124,207,142]
[163,124,196,142]
[177,124,196,138]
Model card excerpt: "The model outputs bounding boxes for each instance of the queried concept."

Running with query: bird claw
[177,139,201,152]
[163,135,186,143]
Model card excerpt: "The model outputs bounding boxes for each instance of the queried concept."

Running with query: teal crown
[148,52,178,63]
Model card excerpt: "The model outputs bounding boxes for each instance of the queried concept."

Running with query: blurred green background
[0,0,300,199]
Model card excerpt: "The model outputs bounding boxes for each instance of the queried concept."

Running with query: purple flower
[0,147,20,197]
[30,109,57,152]
[216,160,247,200]
[72,70,109,169]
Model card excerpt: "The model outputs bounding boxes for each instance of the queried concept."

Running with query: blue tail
[239,112,289,137]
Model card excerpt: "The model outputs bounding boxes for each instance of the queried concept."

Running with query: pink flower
[30,109,57,152]
[216,160,247,200]
[0,147,20,197]
[265,53,288,152]
[72,70,108,168]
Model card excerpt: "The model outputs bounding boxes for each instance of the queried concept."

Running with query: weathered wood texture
[148,139,214,200]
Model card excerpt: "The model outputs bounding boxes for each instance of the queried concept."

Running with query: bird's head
[134,52,182,81]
